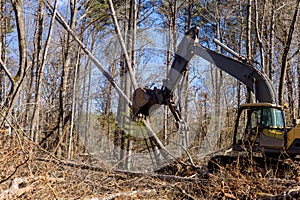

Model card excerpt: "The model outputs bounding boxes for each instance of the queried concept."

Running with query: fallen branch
[100,189,156,200]
[259,186,300,200]
[0,155,29,184]
[35,157,109,172]
[35,157,209,183]
[175,185,197,200]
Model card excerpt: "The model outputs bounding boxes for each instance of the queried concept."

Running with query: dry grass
[1,132,300,199]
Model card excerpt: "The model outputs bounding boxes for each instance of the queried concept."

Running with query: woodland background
[1,0,300,199]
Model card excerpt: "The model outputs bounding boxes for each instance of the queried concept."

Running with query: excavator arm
[132,27,277,125]
[192,42,277,104]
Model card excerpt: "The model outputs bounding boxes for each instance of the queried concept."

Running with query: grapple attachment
[132,87,163,117]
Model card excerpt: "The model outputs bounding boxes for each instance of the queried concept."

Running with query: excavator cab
[233,103,286,153]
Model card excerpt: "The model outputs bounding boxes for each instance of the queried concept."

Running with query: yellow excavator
[132,26,300,157]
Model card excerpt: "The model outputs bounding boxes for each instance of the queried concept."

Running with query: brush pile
[1,132,300,199]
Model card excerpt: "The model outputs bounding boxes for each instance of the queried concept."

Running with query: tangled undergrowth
[1,132,300,199]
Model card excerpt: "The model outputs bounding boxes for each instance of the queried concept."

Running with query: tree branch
[107,0,138,89]
[0,58,15,85]
[278,0,300,104]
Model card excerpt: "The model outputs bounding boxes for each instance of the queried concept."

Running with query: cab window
[261,108,284,128]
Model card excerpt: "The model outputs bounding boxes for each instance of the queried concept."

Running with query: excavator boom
[132,27,277,121]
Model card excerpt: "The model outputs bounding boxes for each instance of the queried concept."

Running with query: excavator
[131,26,300,157]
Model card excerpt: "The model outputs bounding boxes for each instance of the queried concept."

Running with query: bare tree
[268,0,276,82]
[246,0,254,103]
[298,36,300,117]
[55,0,78,157]
[254,0,266,72]
[2,0,28,119]
[30,0,58,143]
[0,0,7,105]
[278,0,300,105]
[110,0,137,170]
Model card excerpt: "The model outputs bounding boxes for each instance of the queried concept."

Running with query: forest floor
[1,132,300,199]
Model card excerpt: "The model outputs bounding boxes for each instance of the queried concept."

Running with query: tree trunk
[278,0,300,105]
[245,0,255,103]
[237,1,244,107]
[180,1,194,150]
[286,63,295,125]
[77,29,95,152]
[123,0,137,170]
[298,36,300,117]
[68,45,80,159]
[5,0,28,117]
[31,0,55,142]
[57,0,78,157]
[268,0,275,82]
[0,0,5,104]
[27,2,40,139]
[254,0,266,72]
[214,14,223,149]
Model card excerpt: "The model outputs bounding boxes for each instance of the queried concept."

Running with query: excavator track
[156,151,300,181]
[207,151,300,179]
